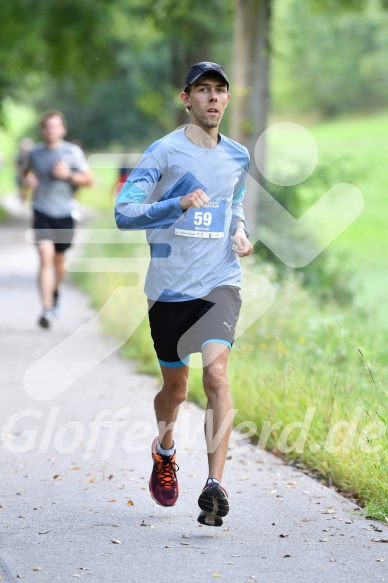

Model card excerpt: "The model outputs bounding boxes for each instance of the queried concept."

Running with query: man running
[24,110,93,328]
[115,62,253,526]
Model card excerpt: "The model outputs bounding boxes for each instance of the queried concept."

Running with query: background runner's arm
[51,145,93,187]
[21,152,39,195]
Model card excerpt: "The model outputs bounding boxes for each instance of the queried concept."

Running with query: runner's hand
[180,189,209,210]
[52,161,72,180]
[232,228,253,257]
[23,171,39,190]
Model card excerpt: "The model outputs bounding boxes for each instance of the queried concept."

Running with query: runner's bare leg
[54,251,67,291]
[37,241,55,309]
[202,344,233,482]
[154,365,189,449]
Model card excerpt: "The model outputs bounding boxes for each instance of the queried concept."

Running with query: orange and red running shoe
[149,437,179,507]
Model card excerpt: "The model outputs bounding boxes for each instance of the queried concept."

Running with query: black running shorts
[33,209,74,253]
[148,285,242,367]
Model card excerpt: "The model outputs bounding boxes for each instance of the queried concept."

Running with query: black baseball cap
[184,62,229,91]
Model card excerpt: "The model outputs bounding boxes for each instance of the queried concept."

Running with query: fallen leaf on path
[126,500,134,506]
[376,558,385,562]
[278,534,289,538]
[89,477,95,483]
[319,508,336,514]
[53,475,59,480]
[180,542,189,546]
[373,538,388,543]
[283,554,291,558]
[38,530,50,535]
[320,538,329,542]
[111,539,121,544]
[140,520,150,526]
[32,567,42,571]
[165,545,172,548]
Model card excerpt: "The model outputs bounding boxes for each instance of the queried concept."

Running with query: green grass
[267,110,388,273]
[0,206,8,221]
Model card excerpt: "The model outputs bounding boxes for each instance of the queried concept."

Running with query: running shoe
[197,481,229,527]
[38,309,53,329]
[149,437,179,507]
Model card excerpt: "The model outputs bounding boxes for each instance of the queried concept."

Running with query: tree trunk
[230,0,272,236]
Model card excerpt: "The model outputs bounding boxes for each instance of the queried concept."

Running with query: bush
[253,156,362,304]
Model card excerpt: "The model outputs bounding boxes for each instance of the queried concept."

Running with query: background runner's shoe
[149,437,179,507]
[197,482,229,527]
[38,309,53,329]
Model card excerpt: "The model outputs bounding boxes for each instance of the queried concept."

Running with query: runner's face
[41,116,66,145]
[184,75,230,130]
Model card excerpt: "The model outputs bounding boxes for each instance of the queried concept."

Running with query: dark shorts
[148,285,242,368]
[33,209,74,253]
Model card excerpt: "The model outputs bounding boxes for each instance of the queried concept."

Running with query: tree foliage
[272,0,388,115]
[2,0,388,147]
[21,0,232,148]
[0,0,121,115]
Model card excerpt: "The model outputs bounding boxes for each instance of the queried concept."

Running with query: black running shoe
[38,309,53,329]
[197,482,229,527]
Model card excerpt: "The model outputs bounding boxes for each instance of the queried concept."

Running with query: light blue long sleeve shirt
[115,128,250,301]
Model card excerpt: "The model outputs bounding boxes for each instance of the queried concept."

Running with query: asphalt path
[0,197,387,583]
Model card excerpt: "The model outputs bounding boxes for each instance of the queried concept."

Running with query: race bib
[175,200,226,239]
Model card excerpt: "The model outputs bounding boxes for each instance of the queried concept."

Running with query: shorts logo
[223,321,233,331]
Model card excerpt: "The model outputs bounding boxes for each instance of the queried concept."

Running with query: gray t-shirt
[28,141,88,218]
